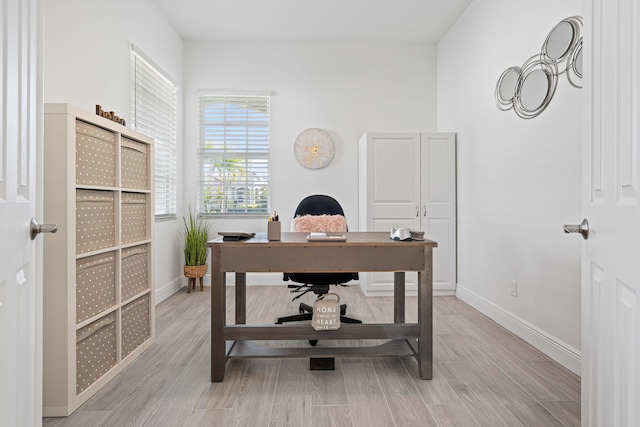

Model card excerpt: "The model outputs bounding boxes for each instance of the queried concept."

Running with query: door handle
[30,217,58,240]
[423,205,426,216]
[416,205,419,217]
[563,218,589,240]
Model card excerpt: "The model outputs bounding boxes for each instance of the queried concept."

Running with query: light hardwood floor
[44,284,581,427]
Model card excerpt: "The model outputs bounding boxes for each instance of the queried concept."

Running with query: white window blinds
[130,45,178,220]
[198,95,270,217]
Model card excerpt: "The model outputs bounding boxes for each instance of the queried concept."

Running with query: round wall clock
[293,128,335,169]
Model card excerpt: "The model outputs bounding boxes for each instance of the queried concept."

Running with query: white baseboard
[158,272,457,298]
[157,272,457,297]
[213,273,456,296]
[364,287,456,297]
[156,273,284,300]
[455,284,581,376]
[155,273,366,304]
[221,272,285,286]
[155,276,185,304]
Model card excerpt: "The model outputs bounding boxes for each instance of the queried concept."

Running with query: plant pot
[184,264,207,278]
[184,264,208,293]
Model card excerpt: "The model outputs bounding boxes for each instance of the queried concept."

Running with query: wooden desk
[207,231,436,382]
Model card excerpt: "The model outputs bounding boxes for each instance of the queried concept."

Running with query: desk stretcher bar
[227,339,417,359]
[224,323,421,341]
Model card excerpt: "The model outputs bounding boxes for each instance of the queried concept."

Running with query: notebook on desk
[306,232,347,242]
[218,232,255,241]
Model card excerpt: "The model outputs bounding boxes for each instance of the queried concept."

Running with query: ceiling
[152,0,474,43]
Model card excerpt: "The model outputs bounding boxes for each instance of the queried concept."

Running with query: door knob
[563,218,589,240]
[30,217,58,240]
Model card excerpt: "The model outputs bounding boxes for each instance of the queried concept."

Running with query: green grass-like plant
[183,206,210,266]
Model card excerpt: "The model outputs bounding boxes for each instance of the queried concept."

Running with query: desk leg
[211,246,226,382]
[235,273,246,324]
[394,272,405,323]
[417,247,433,380]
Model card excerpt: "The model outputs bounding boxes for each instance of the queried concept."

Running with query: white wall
[184,42,437,235]
[43,0,185,302]
[438,0,582,373]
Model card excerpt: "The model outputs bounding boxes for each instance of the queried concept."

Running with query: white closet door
[363,133,422,232]
[359,132,456,295]
[421,133,456,291]
[359,133,421,295]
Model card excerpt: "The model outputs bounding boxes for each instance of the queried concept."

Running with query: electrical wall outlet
[510,280,518,297]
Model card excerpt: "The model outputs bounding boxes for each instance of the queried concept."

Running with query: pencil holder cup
[268,221,281,241]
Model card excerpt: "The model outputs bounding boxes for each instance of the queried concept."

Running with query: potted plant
[183,205,210,293]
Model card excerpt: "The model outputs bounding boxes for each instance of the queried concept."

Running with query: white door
[359,132,422,233]
[0,0,43,426]
[359,133,422,295]
[358,132,456,295]
[580,0,640,425]
[421,133,456,291]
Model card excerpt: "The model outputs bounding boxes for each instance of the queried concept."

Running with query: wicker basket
[184,264,208,279]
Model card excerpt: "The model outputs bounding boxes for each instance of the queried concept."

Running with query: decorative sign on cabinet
[358,132,456,296]
[42,104,155,416]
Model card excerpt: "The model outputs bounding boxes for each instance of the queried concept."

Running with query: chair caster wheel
[309,340,318,346]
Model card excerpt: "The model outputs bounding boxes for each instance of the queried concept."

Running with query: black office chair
[276,195,362,334]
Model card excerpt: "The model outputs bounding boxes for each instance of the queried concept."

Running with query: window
[198,94,270,217]
[130,44,178,220]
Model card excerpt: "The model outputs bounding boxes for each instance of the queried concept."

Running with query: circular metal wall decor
[496,67,521,110]
[566,40,583,88]
[515,55,559,119]
[293,128,335,169]
[496,16,583,119]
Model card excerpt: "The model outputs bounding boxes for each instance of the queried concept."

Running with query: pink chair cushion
[291,214,347,233]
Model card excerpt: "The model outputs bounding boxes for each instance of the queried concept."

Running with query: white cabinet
[358,132,456,295]
[43,104,155,416]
